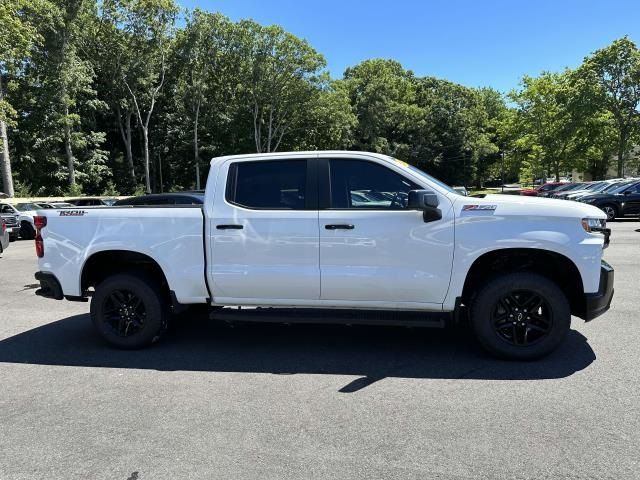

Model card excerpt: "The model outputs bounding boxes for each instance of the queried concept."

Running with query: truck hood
[453,193,606,219]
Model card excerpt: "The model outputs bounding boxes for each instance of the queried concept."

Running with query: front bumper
[580,260,614,321]
[35,271,64,300]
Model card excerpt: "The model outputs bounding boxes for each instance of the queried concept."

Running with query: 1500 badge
[59,210,87,216]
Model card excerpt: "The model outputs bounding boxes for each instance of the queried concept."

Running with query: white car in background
[8,202,41,240]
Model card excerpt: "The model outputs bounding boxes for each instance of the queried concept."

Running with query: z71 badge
[59,210,87,216]
[462,204,497,211]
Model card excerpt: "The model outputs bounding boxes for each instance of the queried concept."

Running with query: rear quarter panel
[38,207,208,303]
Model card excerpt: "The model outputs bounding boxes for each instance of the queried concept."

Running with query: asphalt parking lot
[0,221,638,480]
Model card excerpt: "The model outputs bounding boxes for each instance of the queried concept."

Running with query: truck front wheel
[470,272,570,360]
[91,273,167,349]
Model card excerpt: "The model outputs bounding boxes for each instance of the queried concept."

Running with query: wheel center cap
[517,313,523,321]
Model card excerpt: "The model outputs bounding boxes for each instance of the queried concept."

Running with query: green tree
[342,59,422,158]
[172,10,234,188]
[103,0,178,193]
[0,0,52,196]
[237,20,326,153]
[294,78,356,150]
[578,37,640,177]
[510,71,586,181]
[9,0,109,194]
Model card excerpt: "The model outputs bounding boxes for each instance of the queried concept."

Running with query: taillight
[35,215,47,258]
[35,216,47,230]
[1,221,5,233]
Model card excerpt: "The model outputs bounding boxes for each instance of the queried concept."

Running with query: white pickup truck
[33,151,614,359]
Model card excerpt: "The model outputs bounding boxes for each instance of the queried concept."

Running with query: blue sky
[178,0,640,93]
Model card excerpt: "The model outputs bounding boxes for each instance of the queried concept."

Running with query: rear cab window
[226,160,309,210]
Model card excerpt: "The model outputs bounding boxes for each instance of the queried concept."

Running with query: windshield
[603,182,626,193]
[554,183,577,192]
[15,203,41,211]
[583,182,604,191]
[610,182,636,194]
[399,161,461,195]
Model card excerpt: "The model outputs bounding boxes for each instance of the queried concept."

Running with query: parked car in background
[565,179,625,201]
[12,202,43,239]
[0,204,20,241]
[114,192,205,206]
[0,218,9,254]
[520,182,567,197]
[570,179,634,201]
[552,181,607,200]
[37,202,75,209]
[67,198,110,207]
[580,180,640,220]
[544,182,584,198]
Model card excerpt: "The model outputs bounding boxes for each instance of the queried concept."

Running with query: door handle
[325,224,355,230]
[216,224,243,230]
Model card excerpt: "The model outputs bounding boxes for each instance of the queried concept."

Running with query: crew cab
[33,151,614,359]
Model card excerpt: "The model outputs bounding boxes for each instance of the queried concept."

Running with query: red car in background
[520,182,568,197]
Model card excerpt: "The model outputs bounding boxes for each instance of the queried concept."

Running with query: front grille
[2,215,18,228]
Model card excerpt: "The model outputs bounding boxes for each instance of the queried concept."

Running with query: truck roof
[210,150,389,164]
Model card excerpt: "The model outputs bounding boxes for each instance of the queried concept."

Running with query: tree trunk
[253,102,261,153]
[117,105,135,184]
[158,151,163,193]
[0,75,15,197]
[0,119,13,198]
[267,107,273,153]
[142,126,151,193]
[194,100,200,190]
[617,134,626,177]
[64,106,76,187]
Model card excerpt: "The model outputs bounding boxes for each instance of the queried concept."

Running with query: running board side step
[210,307,448,328]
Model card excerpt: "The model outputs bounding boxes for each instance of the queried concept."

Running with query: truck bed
[38,206,209,304]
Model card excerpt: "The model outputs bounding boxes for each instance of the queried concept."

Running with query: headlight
[583,198,596,204]
[581,217,606,233]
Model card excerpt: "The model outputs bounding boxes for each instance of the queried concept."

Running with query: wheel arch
[461,248,585,317]
[81,249,171,301]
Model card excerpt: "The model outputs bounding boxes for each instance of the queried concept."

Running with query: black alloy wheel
[471,272,570,360]
[491,290,552,346]
[102,289,147,338]
[91,273,167,349]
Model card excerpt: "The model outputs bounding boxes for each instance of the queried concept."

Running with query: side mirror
[408,190,442,222]
[408,190,439,209]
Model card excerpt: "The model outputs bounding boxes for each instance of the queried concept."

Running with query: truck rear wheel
[470,272,570,360]
[91,273,167,349]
